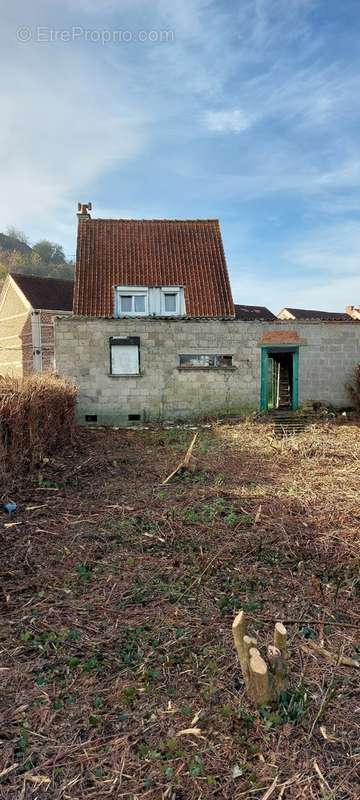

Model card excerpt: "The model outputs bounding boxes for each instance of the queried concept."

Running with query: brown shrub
[348,364,360,414]
[0,374,77,475]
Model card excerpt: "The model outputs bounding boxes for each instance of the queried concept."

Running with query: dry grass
[1,419,360,799]
[0,374,77,478]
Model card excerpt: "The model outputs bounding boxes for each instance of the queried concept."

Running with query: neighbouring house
[0,273,73,377]
[345,305,360,320]
[277,307,351,321]
[55,204,360,424]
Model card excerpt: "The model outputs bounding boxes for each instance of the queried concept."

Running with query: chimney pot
[77,202,92,221]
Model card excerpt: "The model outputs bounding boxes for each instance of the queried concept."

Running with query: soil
[1,420,360,799]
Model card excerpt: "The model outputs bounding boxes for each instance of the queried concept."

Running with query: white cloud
[237,0,317,54]
[2,0,360,296]
[204,108,254,134]
[0,22,148,236]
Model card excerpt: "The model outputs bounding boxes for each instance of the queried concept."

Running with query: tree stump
[232,610,288,706]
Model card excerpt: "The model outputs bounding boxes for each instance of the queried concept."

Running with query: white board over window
[111,344,139,375]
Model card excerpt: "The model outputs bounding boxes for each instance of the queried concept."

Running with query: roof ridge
[84,218,220,224]
[10,272,74,285]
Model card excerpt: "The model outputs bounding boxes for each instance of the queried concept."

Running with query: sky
[1,0,360,312]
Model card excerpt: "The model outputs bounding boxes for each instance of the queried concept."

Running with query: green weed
[259,684,310,728]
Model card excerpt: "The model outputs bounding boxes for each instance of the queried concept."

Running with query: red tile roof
[74,218,235,317]
[11,273,73,311]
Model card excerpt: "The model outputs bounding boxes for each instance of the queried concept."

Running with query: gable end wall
[0,280,30,377]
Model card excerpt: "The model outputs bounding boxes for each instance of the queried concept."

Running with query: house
[277,307,351,321]
[55,204,360,424]
[73,206,234,318]
[0,273,73,377]
[345,305,360,320]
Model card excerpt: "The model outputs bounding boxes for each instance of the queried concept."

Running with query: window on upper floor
[161,289,180,315]
[115,286,184,316]
[117,289,148,316]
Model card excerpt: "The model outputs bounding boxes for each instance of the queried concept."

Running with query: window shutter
[110,337,140,375]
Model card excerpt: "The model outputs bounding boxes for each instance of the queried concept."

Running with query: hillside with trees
[0,227,74,288]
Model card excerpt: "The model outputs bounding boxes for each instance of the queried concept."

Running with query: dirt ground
[1,420,360,799]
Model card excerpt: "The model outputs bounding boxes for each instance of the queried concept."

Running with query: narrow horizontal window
[179,354,233,368]
[110,336,140,375]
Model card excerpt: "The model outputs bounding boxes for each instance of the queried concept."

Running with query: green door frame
[260,346,299,411]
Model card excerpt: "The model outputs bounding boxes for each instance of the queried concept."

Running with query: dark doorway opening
[261,346,299,411]
[268,352,293,410]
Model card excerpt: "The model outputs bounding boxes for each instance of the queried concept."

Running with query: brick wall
[55,317,360,424]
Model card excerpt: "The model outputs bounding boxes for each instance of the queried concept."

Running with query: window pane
[111,344,139,374]
[164,293,177,313]
[120,295,132,313]
[216,355,233,367]
[134,294,145,313]
[180,354,209,367]
[179,354,233,368]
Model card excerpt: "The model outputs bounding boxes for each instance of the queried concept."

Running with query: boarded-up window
[110,337,140,375]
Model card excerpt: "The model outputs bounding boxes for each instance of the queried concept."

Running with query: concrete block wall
[55,316,360,424]
[55,317,262,424]
[297,324,360,406]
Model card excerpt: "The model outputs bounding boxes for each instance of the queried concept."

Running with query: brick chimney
[346,305,360,319]
[77,202,92,221]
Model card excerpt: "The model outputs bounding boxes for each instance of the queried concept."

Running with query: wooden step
[270,412,312,437]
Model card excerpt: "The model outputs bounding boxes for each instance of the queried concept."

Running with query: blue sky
[2,0,360,312]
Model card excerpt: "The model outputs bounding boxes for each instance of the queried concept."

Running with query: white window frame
[161,287,181,316]
[116,287,148,317]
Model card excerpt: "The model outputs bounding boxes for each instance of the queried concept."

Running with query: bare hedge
[0,374,77,474]
[348,364,360,415]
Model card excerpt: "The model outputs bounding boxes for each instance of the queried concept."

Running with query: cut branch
[274,622,287,658]
[249,648,271,706]
[162,433,198,484]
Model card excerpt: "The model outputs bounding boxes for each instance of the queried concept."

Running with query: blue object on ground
[2,502,17,514]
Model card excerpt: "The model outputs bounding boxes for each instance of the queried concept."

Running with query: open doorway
[260,346,299,411]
